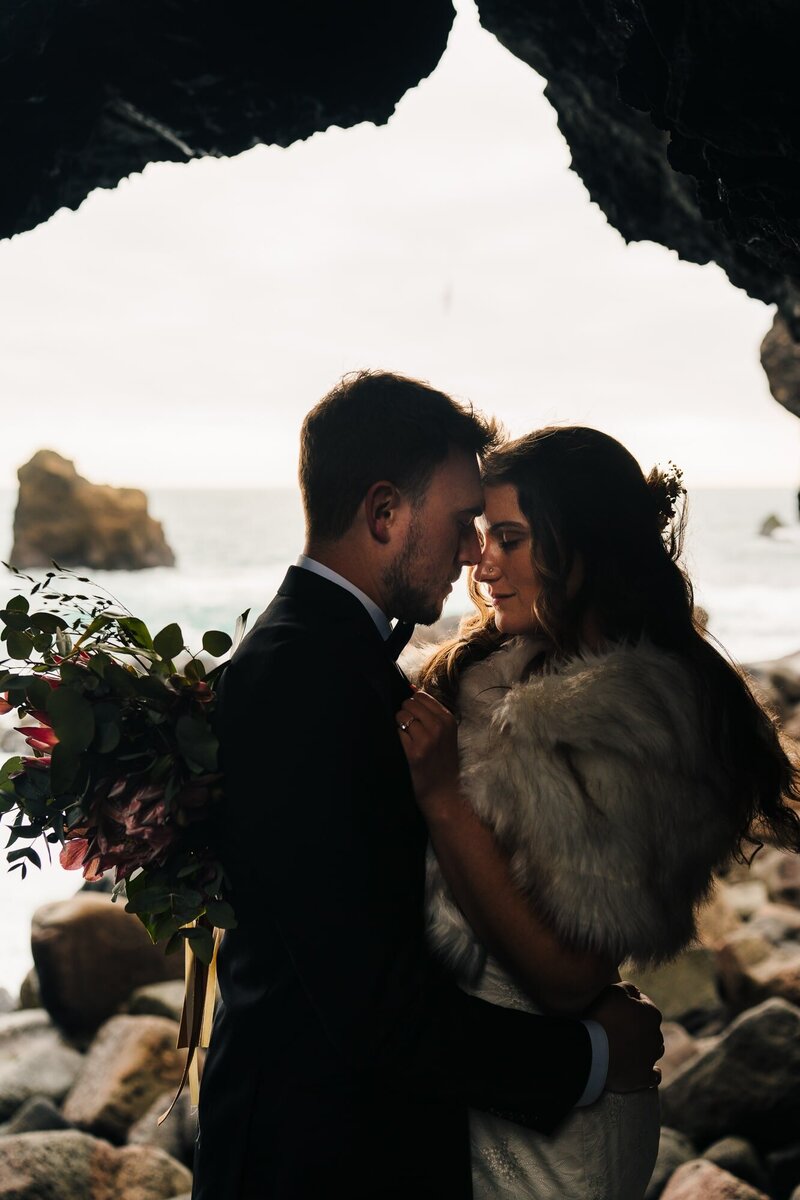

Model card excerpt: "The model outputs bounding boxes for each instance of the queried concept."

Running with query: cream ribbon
[158,921,223,1125]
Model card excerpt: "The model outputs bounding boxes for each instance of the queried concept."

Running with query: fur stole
[425,636,741,980]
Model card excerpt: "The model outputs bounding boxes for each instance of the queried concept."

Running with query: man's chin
[397,598,444,627]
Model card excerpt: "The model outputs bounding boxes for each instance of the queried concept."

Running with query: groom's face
[384,447,483,626]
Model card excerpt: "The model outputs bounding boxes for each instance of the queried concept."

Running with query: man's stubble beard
[382,511,446,627]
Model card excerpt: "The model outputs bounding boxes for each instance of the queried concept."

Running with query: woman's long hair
[419,425,800,861]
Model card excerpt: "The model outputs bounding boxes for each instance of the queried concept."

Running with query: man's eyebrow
[459,506,484,518]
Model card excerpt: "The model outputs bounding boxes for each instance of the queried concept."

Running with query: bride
[397,425,800,1199]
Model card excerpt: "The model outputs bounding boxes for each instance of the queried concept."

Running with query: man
[193,371,662,1200]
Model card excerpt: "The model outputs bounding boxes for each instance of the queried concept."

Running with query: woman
[396,426,800,1199]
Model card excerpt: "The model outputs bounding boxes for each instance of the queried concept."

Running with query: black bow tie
[385,620,415,661]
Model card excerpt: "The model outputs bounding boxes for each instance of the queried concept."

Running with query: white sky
[0,0,797,490]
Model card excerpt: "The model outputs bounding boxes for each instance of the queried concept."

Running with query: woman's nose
[473,553,500,583]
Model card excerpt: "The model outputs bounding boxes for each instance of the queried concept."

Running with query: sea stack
[10,450,175,570]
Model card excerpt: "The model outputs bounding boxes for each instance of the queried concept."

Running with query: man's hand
[585,982,664,1092]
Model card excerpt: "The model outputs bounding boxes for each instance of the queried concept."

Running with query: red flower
[16,725,59,751]
[0,695,12,716]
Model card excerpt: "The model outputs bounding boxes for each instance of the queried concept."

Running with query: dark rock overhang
[6,1,800,405]
[1,0,456,241]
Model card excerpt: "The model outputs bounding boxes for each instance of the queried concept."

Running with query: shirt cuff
[575,1020,608,1107]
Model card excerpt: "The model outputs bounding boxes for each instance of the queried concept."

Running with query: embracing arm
[399,692,617,1014]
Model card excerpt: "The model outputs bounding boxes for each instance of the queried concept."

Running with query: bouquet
[0,564,247,1110]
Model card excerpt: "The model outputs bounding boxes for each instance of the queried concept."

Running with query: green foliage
[0,566,243,961]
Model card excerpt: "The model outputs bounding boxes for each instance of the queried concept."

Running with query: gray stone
[63,1014,185,1141]
[3,1097,70,1136]
[716,928,800,1010]
[128,1089,197,1168]
[128,980,185,1024]
[0,1010,83,1121]
[645,1127,696,1200]
[0,1129,191,1199]
[724,881,769,921]
[748,902,800,945]
[702,1137,770,1193]
[661,1159,770,1198]
[660,1023,702,1087]
[661,998,800,1149]
[0,993,13,1017]
[627,947,722,1028]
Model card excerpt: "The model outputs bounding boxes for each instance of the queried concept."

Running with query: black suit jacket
[192,567,592,1200]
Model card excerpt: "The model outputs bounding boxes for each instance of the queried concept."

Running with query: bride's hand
[396,691,460,813]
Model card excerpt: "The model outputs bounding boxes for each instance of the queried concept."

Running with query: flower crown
[647,462,685,533]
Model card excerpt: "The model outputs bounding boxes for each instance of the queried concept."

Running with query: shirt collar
[295,554,392,641]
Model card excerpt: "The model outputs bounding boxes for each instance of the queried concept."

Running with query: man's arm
[217,638,595,1127]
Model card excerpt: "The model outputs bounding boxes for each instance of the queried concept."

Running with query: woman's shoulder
[494,636,702,764]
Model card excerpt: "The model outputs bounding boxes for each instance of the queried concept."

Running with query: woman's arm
[398,692,618,1014]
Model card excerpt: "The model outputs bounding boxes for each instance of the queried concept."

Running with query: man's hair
[299,370,501,543]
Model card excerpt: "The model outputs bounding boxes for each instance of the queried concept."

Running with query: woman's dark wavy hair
[419,425,800,862]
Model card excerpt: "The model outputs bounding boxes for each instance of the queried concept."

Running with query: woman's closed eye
[498,537,525,553]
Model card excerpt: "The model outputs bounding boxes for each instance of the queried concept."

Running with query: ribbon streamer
[158,919,222,1126]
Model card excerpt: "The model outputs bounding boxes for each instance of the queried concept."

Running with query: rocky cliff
[11,451,175,571]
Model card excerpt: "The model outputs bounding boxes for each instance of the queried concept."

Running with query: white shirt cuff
[575,1020,608,1107]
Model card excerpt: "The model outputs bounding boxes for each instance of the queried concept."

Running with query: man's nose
[459,525,482,566]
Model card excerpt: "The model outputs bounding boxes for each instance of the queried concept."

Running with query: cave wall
[6,0,800,382]
[1,0,455,240]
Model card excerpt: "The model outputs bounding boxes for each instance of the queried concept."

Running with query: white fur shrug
[424,636,741,980]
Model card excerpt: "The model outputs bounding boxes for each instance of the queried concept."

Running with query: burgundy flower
[16,725,59,751]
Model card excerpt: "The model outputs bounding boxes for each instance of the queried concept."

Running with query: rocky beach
[0,647,797,1199]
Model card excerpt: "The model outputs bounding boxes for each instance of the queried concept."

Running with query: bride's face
[474,485,543,636]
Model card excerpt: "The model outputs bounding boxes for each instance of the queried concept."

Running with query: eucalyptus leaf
[202,630,232,658]
[183,925,215,965]
[204,899,238,929]
[7,631,33,660]
[30,613,68,635]
[176,715,219,773]
[50,744,80,794]
[153,623,184,661]
[6,596,29,614]
[47,688,95,753]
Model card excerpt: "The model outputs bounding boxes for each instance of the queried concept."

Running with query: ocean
[1,484,800,994]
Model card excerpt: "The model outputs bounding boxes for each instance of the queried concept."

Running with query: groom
[193,371,662,1200]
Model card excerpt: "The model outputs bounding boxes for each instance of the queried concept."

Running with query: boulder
[660,1023,703,1087]
[2,1096,71,1136]
[766,1142,800,1200]
[660,998,800,1150]
[17,970,40,1011]
[716,929,800,1009]
[0,1130,191,1200]
[645,1127,696,1200]
[696,886,742,948]
[0,1010,83,1121]
[127,1089,196,1168]
[661,1159,770,1199]
[724,882,770,922]
[750,849,800,908]
[128,981,186,1024]
[702,1138,770,1194]
[31,892,184,1038]
[63,1015,185,1141]
[11,450,175,570]
[748,903,800,945]
[627,948,721,1028]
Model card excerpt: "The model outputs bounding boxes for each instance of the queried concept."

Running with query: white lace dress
[464,957,660,1200]
[424,637,663,1199]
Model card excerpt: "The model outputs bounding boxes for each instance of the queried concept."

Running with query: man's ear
[365,481,402,545]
